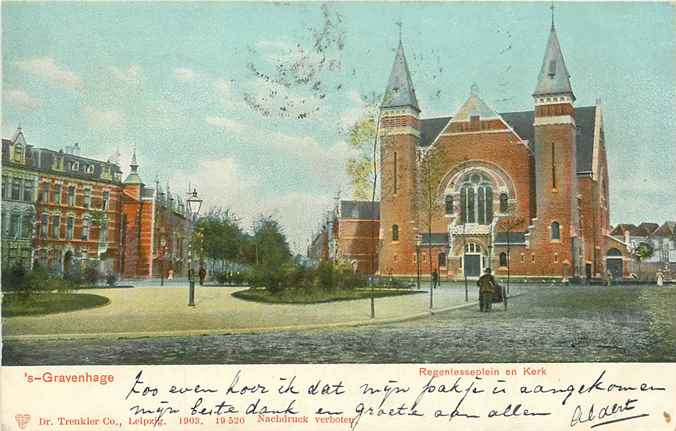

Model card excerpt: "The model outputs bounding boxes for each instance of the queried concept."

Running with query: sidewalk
[2,283,493,341]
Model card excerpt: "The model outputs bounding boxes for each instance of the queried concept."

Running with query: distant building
[1,128,194,279]
[610,221,676,278]
[1,129,39,269]
[307,200,379,274]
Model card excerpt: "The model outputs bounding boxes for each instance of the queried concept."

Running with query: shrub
[318,261,336,291]
[83,267,100,285]
[1,262,28,293]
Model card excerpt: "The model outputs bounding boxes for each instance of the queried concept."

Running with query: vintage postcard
[1,1,674,430]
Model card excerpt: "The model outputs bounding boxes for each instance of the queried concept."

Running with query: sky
[2,2,674,253]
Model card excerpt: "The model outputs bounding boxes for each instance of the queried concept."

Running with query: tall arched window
[392,224,399,241]
[460,173,493,225]
[444,195,453,215]
[499,252,508,267]
[550,221,560,240]
[499,193,509,213]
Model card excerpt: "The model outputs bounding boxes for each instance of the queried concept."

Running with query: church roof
[382,41,420,111]
[417,106,597,175]
[533,26,574,99]
[450,92,500,123]
[340,200,379,220]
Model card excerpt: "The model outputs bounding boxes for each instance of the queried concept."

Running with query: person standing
[477,267,496,312]
[432,269,439,289]
[198,265,207,286]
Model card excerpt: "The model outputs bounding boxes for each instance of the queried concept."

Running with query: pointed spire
[124,145,143,185]
[382,33,420,111]
[533,16,575,100]
[130,146,138,169]
[550,1,555,31]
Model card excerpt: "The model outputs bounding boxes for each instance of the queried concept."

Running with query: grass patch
[2,293,110,317]
[232,288,423,304]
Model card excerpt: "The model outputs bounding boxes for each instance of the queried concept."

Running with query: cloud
[170,157,258,222]
[83,107,125,129]
[4,89,44,110]
[109,64,143,85]
[205,116,245,133]
[263,191,335,253]
[174,68,197,82]
[14,57,82,89]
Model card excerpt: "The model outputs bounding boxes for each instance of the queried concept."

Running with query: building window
[66,216,74,240]
[67,186,76,206]
[460,173,493,225]
[531,254,536,263]
[83,188,91,208]
[9,213,21,238]
[499,193,509,213]
[464,242,481,254]
[54,184,62,204]
[52,215,61,239]
[392,224,399,241]
[445,195,453,215]
[438,253,446,268]
[41,183,50,203]
[100,218,108,243]
[1,176,8,200]
[14,144,23,162]
[72,161,79,171]
[102,191,110,210]
[520,253,525,263]
[11,179,21,200]
[499,252,508,267]
[554,253,559,263]
[22,213,33,239]
[551,221,561,240]
[551,143,557,189]
[86,164,95,174]
[23,179,34,202]
[41,213,49,238]
[81,217,90,241]
[393,152,398,194]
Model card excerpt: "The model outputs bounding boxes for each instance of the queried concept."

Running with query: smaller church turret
[531,12,581,278]
[378,37,421,275]
[123,147,144,200]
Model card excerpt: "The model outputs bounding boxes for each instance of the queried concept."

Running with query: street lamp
[186,188,203,306]
[415,233,422,290]
[159,237,166,286]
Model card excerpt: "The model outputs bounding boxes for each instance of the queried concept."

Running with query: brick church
[372,18,628,281]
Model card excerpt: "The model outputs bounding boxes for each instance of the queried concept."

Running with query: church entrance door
[463,242,483,278]
[464,255,481,277]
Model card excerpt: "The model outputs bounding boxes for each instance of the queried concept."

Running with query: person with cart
[477,267,496,312]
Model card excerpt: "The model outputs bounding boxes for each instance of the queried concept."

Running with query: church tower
[531,16,580,278]
[378,39,421,275]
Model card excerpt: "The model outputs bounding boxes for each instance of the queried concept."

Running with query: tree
[633,242,654,280]
[496,203,525,295]
[418,147,446,308]
[346,115,377,201]
[195,207,244,273]
[249,214,292,293]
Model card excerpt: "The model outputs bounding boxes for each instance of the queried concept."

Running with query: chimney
[73,143,81,156]
[624,229,630,245]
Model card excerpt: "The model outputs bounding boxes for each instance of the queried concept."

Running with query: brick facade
[1,129,193,280]
[349,24,626,280]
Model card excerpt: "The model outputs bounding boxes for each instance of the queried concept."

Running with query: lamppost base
[188,280,196,306]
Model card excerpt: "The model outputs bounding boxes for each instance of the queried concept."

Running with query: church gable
[442,88,516,138]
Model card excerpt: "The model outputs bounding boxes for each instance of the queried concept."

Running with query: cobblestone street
[3,285,675,365]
